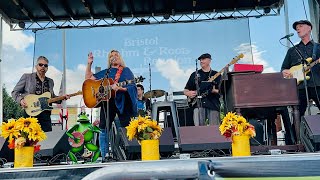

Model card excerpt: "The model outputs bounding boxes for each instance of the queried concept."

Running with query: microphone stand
[149,63,152,115]
[287,37,311,115]
[102,66,112,160]
[195,59,202,124]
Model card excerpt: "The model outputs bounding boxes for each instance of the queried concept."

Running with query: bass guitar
[82,76,144,108]
[187,53,244,107]
[289,57,320,85]
[24,91,82,116]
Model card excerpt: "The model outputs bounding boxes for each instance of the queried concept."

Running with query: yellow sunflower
[220,112,256,138]
[28,127,47,142]
[1,119,19,140]
[126,119,139,141]
[15,117,39,133]
[126,116,162,142]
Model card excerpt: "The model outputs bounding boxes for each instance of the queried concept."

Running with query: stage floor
[1,153,320,179]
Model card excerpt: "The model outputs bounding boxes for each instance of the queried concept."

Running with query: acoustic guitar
[24,91,82,116]
[82,76,144,108]
[289,57,320,85]
[187,53,244,107]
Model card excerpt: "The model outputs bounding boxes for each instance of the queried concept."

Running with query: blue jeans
[99,129,109,158]
[99,119,121,159]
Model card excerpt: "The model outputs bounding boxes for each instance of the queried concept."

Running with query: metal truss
[10,7,281,31]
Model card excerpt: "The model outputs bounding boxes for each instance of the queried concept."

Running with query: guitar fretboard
[105,80,134,91]
[48,91,82,103]
[207,53,244,82]
[305,60,319,71]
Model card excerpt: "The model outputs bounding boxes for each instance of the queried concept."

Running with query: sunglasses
[38,63,48,67]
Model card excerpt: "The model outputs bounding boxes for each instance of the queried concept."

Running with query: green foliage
[220,98,225,120]
[3,86,24,122]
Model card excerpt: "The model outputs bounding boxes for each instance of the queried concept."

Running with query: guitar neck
[108,79,134,89]
[208,69,224,82]
[48,92,81,103]
[305,60,319,71]
[207,54,243,82]
[208,62,233,82]
[117,80,131,87]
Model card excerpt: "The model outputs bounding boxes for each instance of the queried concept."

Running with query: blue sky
[1,0,314,106]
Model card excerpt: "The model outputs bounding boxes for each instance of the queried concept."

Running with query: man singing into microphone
[281,20,320,117]
[85,50,137,161]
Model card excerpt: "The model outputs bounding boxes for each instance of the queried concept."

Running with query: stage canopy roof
[0,0,283,30]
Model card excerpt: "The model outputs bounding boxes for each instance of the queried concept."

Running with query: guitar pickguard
[39,97,52,110]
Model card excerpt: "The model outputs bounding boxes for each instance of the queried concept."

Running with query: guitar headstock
[76,90,82,95]
[135,76,145,83]
[228,53,244,66]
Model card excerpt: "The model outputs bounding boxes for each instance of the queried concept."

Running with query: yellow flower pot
[232,135,251,157]
[14,146,34,168]
[141,139,160,161]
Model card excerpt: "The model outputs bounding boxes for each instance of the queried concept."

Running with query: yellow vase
[14,146,34,168]
[141,139,160,161]
[232,135,251,157]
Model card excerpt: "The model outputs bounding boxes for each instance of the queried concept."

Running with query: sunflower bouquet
[0,117,47,152]
[219,112,256,138]
[126,116,163,143]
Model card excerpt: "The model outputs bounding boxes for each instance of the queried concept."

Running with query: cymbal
[144,90,165,99]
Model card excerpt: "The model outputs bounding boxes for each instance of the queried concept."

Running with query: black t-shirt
[281,40,320,89]
[184,69,221,110]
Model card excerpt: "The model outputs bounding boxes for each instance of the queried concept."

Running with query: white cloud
[2,22,34,51]
[46,64,86,107]
[1,46,33,96]
[154,43,275,94]
[155,59,193,91]
[1,21,85,108]
[4,62,86,108]
[234,43,276,73]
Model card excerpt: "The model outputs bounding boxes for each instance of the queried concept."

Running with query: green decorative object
[66,112,101,163]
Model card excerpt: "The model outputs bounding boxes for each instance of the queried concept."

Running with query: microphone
[111,58,116,62]
[280,33,294,40]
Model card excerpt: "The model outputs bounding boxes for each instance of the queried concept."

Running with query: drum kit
[137,89,167,116]
[144,89,166,99]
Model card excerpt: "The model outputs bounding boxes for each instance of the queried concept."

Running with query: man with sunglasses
[12,56,70,132]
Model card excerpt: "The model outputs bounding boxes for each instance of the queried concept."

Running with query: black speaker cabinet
[38,130,70,157]
[0,137,14,162]
[301,115,320,152]
[115,127,175,160]
[179,125,231,152]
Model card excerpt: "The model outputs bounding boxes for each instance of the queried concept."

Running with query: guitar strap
[312,41,318,61]
[114,66,123,83]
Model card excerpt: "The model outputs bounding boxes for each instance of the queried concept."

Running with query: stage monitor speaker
[301,115,320,152]
[119,127,175,153]
[179,126,231,151]
[38,130,70,157]
[0,137,14,162]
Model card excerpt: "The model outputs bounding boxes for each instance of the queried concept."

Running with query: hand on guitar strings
[211,87,219,94]
[282,69,293,79]
[63,94,71,100]
[20,99,28,108]
[187,90,197,98]
[111,84,126,91]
